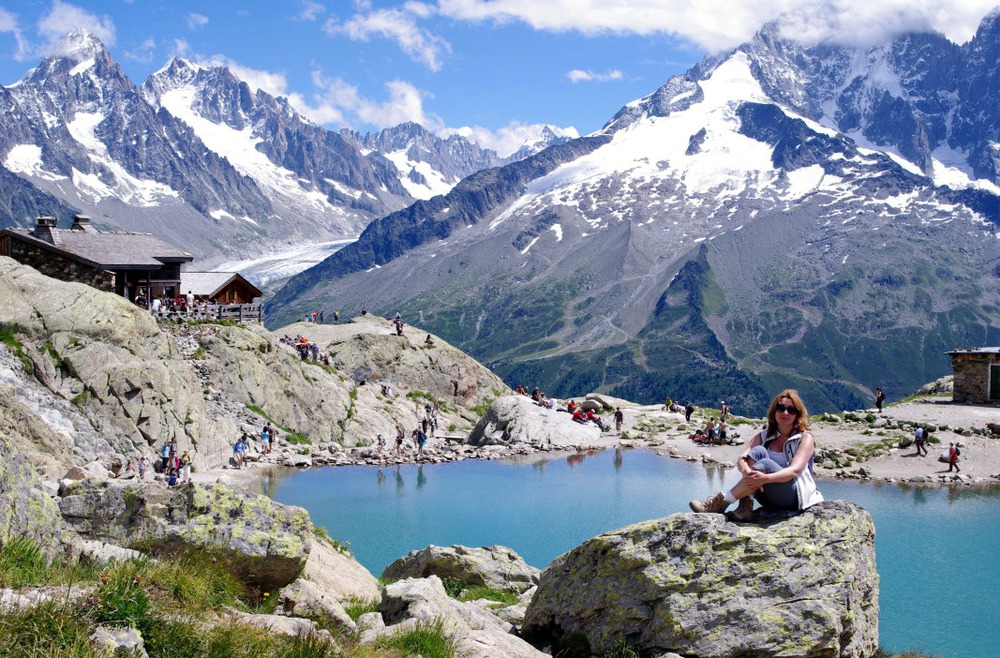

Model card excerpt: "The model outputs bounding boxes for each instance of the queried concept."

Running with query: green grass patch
[0,538,56,588]
[0,326,33,373]
[602,639,642,658]
[343,596,379,621]
[460,586,519,605]
[441,578,518,605]
[374,617,456,658]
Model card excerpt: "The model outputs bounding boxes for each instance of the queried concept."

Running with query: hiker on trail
[334,309,340,323]
[159,442,171,472]
[395,424,405,455]
[138,456,148,480]
[689,389,823,522]
[947,442,961,472]
[233,435,248,469]
[913,426,929,456]
[720,401,729,422]
[614,407,624,432]
[180,451,192,483]
[874,387,886,413]
[685,402,695,423]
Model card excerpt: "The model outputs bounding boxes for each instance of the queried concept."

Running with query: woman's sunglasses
[775,403,799,415]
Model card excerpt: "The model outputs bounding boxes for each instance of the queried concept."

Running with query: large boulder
[522,500,878,658]
[58,480,312,591]
[301,535,381,602]
[382,544,539,595]
[467,396,601,447]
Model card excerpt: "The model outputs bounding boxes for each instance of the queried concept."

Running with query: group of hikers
[689,419,737,445]
[280,333,331,365]
[132,439,194,486]
[513,385,622,433]
[374,417,438,463]
[302,309,342,324]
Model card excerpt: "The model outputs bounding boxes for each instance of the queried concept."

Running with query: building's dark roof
[947,347,1000,355]
[181,272,262,298]
[2,226,192,269]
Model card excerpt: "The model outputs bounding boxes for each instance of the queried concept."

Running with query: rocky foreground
[4,254,992,657]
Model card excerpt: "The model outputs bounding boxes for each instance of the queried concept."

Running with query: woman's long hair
[765,389,810,438]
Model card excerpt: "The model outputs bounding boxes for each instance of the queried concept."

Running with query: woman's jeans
[746,445,798,511]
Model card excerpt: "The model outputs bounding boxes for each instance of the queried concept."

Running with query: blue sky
[0,1,996,155]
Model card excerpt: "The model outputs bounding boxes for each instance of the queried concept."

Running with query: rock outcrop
[0,257,506,474]
[375,576,547,658]
[58,480,312,591]
[0,421,68,554]
[382,544,540,594]
[468,395,603,447]
[522,500,878,658]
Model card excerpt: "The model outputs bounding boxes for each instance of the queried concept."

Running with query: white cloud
[199,54,290,96]
[305,71,438,128]
[170,38,191,58]
[445,122,580,157]
[37,0,115,53]
[323,5,451,70]
[566,69,623,83]
[123,36,156,63]
[187,13,209,30]
[295,1,326,21]
[435,0,999,51]
[0,7,30,61]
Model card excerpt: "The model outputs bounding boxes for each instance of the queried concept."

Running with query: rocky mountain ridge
[266,15,1000,415]
[0,31,562,265]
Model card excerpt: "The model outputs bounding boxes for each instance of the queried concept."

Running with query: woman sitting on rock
[689,389,823,521]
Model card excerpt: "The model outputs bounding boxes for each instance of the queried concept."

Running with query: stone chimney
[70,214,96,232]
[30,215,58,243]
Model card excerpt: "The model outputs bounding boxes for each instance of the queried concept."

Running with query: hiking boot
[731,497,754,522]
[689,491,728,514]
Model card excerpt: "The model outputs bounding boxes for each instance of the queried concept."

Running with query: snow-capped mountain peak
[52,28,106,61]
[267,14,1000,417]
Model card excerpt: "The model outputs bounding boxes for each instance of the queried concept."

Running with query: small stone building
[0,215,192,300]
[179,272,262,304]
[947,347,1000,404]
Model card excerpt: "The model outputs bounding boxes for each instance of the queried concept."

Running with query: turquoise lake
[259,448,997,658]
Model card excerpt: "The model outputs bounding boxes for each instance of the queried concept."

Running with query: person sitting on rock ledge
[689,389,823,521]
[585,409,609,432]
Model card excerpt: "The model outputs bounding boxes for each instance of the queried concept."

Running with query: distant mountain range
[266,13,1000,414]
[0,29,568,265]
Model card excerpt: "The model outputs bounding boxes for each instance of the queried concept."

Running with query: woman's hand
[742,469,770,490]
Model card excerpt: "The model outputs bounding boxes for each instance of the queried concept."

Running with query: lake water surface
[259,448,997,658]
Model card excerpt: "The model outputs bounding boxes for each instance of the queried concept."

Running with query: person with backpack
[913,427,929,456]
[948,442,961,472]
